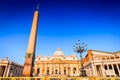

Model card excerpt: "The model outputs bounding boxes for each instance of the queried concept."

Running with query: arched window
[59,71,61,74]
[73,68,76,74]
[55,70,58,74]
[64,70,66,74]
[47,70,49,75]
[37,68,40,74]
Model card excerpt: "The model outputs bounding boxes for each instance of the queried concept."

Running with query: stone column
[111,64,115,76]
[40,64,42,75]
[89,68,91,76]
[45,64,47,75]
[43,64,45,74]
[111,64,114,70]
[6,65,11,77]
[61,64,63,75]
[68,64,70,76]
[100,64,105,77]
[34,66,37,75]
[91,62,97,76]
[51,64,53,75]
[66,64,69,75]
[49,64,52,75]
[59,64,61,74]
[53,64,55,74]
[66,64,68,75]
[3,66,8,77]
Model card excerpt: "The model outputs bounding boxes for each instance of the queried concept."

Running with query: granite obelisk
[22,5,39,77]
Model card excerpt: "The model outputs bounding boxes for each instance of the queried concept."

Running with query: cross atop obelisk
[36,4,40,10]
[22,5,39,77]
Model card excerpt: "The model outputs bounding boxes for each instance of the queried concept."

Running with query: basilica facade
[34,48,81,77]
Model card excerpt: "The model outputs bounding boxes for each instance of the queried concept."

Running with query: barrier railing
[0,76,120,80]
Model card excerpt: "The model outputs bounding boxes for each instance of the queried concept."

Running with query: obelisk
[22,5,39,77]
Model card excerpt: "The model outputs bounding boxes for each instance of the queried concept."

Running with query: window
[111,75,114,77]
[109,64,112,70]
[47,70,49,75]
[102,58,105,60]
[64,70,66,74]
[55,70,58,74]
[73,68,76,74]
[59,71,61,74]
[37,68,40,74]
[104,65,107,70]
[111,57,114,59]
[73,57,75,59]
[106,75,110,77]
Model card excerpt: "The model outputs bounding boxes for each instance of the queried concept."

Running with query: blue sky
[0,0,120,64]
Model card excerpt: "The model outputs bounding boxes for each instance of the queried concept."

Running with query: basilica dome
[54,48,64,56]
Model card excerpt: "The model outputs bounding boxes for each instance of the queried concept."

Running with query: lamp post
[73,40,87,77]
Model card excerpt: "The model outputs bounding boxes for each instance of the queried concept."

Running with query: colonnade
[0,65,23,77]
[85,60,120,77]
